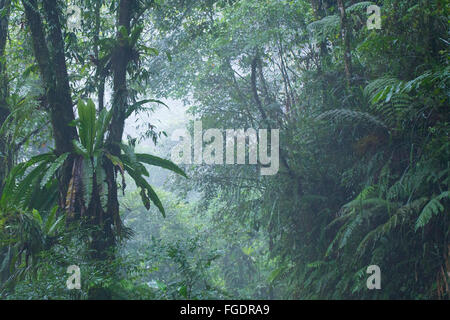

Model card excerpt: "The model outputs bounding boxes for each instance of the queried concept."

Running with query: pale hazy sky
[124,98,192,149]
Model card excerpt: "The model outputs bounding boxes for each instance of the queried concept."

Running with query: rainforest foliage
[0,0,448,299]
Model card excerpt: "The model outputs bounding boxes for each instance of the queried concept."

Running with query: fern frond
[317,109,388,131]
[307,15,339,42]
[355,197,427,256]
[415,192,449,230]
[346,1,375,13]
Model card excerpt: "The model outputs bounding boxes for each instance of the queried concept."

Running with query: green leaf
[22,64,39,78]
[129,25,144,47]
[82,158,94,208]
[10,162,49,208]
[125,99,169,119]
[268,267,284,283]
[145,184,165,218]
[415,192,449,230]
[105,152,124,173]
[178,285,188,298]
[118,25,128,39]
[47,216,64,236]
[307,261,325,269]
[40,153,69,188]
[125,165,166,217]
[135,153,187,178]
[77,99,97,155]
[94,108,112,150]
[44,206,58,235]
[32,209,43,226]
[166,51,172,62]
[73,140,89,157]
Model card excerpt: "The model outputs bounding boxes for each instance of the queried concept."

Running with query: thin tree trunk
[108,0,133,155]
[310,0,330,107]
[251,55,301,193]
[100,0,134,252]
[0,0,10,102]
[0,0,11,194]
[337,0,352,87]
[94,0,106,111]
[98,77,106,111]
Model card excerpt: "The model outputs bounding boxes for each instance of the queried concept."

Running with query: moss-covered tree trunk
[22,0,78,208]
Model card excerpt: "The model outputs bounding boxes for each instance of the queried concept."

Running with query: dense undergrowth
[0,0,449,300]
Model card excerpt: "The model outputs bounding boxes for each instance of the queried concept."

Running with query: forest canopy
[0,0,448,300]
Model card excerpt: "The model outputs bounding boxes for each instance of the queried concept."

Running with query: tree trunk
[310,0,329,107]
[337,0,352,88]
[96,0,134,253]
[23,0,135,258]
[94,0,106,111]
[0,0,11,194]
[108,0,133,155]
[22,0,78,206]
